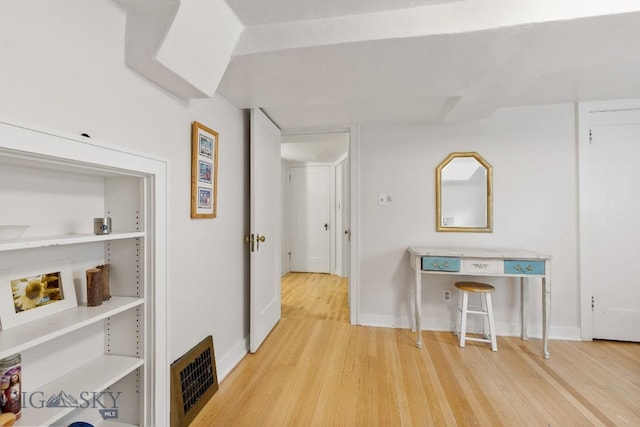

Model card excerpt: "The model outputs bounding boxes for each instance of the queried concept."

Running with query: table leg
[415,257,422,348]
[520,277,529,340]
[543,275,551,359]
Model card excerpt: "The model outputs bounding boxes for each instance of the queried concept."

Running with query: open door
[249,109,282,352]
[341,158,351,278]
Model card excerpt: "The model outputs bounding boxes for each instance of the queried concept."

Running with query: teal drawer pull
[422,257,460,272]
[504,260,545,275]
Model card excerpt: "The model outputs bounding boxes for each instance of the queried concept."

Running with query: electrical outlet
[442,289,452,302]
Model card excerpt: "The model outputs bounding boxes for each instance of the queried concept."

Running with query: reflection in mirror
[436,152,492,232]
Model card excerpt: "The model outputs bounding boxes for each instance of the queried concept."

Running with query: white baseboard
[216,336,249,382]
[549,326,582,341]
[359,314,583,341]
[358,314,412,329]
[359,313,454,332]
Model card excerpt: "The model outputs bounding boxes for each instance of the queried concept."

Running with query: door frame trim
[349,125,360,326]
[280,126,360,325]
[336,154,350,278]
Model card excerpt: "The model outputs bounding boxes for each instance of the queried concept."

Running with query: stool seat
[455,282,495,293]
[455,281,497,352]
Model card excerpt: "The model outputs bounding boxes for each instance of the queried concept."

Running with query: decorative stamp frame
[191,121,219,218]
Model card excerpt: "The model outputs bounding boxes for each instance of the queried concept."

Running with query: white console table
[408,247,552,358]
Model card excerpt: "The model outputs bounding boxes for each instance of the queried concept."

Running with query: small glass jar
[0,353,21,419]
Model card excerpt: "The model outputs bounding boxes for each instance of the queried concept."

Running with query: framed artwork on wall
[0,260,78,330]
[191,121,219,218]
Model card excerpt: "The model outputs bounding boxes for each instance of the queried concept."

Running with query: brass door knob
[245,234,255,252]
[256,234,266,250]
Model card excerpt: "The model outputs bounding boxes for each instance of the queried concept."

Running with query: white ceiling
[217,1,640,132]
[281,132,349,162]
[225,0,459,25]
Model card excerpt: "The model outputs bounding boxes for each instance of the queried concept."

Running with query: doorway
[280,131,351,321]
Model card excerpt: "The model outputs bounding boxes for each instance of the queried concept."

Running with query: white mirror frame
[436,151,493,232]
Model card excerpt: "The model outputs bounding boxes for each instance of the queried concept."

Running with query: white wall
[358,104,580,339]
[0,0,249,376]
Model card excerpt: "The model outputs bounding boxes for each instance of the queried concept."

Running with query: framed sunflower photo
[0,260,77,330]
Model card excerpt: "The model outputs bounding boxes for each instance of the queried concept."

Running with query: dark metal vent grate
[171,335,219,426]
[180,346,215,413]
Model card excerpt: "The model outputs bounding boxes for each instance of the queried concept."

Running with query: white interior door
[249,109,282,352]
[341,158,351,278]
[290,165,331,273]
[590,124,640,341]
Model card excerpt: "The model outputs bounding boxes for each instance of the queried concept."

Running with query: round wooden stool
[455,281,497,351]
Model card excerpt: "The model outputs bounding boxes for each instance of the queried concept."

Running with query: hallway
[281,272,349,323]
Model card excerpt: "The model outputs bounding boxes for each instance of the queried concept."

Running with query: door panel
[249,109,281,353]
[341,158,351,278]
[590,124,640,341]
[290,166,331,273]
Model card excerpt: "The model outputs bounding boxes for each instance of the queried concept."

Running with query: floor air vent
[170,335,219,426]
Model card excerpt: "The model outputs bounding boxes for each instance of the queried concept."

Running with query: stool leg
[459,291,468,348]
[455,289,463,336]
[481,293,489,339]
[485,293,498,351]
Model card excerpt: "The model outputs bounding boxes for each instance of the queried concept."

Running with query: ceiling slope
[113,0,640,131]
[218,0,640,130]
[114,0,242,99]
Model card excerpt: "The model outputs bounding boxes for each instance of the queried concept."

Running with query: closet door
[289,165,331,273]
[588,122,640,341]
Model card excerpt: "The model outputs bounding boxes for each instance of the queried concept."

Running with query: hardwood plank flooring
[191,273,640,426]
[281,272,350,322]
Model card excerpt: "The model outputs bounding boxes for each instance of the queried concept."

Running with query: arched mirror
[436,152,492,232]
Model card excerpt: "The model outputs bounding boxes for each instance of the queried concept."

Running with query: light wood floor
[280,272,350,323]
[191,273,640,426]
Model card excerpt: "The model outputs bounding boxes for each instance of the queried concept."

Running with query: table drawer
[504,260,545,275]
[461,258,500,274]
[422,256,460,272]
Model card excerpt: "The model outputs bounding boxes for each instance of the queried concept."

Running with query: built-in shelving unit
[0,117,168,426]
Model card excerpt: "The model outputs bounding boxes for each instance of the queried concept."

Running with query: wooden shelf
[0,232,144,252]
[16,355,143,427]
[0,297,144,359]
